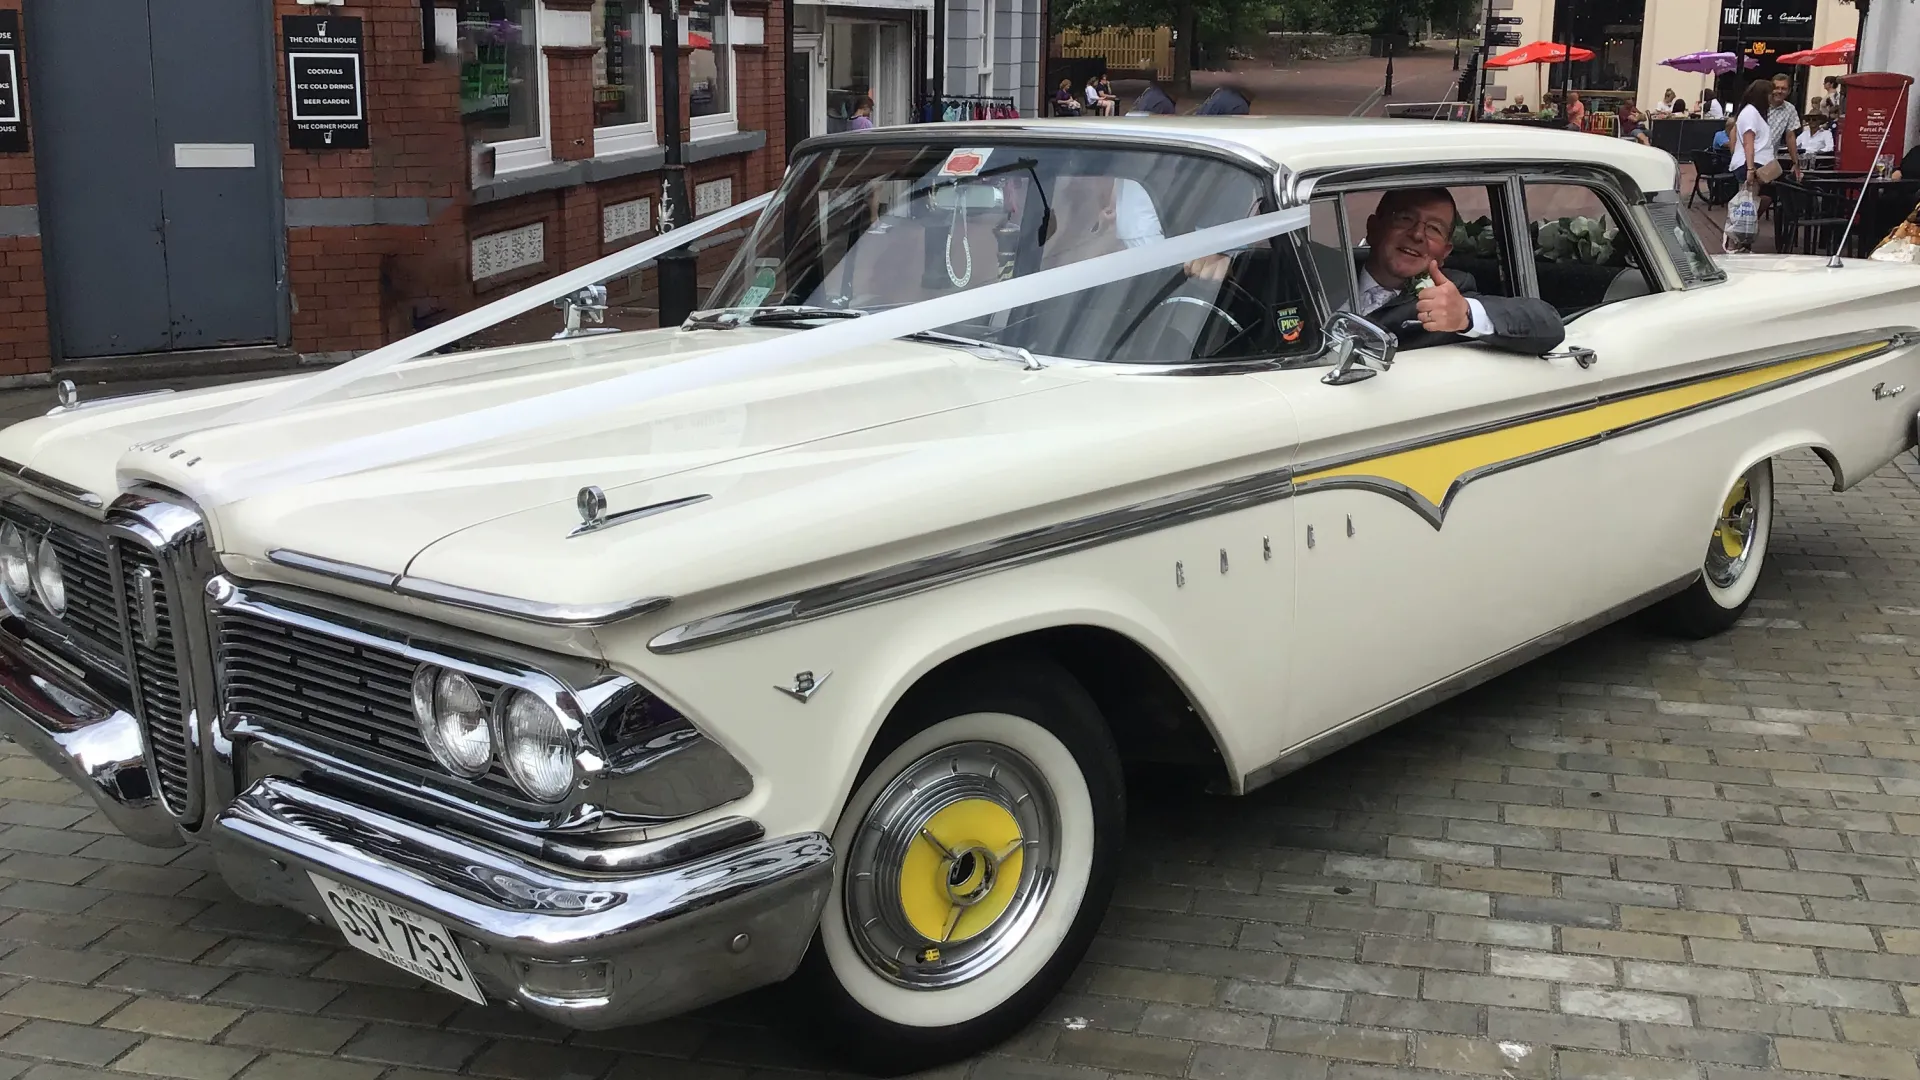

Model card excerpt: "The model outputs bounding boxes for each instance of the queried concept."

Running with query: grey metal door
[29,0,282,359]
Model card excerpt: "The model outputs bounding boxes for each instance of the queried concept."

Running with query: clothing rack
[917,94,1020,123]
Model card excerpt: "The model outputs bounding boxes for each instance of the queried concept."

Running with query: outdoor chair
[1688,150,1737,210]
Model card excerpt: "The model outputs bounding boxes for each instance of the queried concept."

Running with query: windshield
[705,140,1318,364]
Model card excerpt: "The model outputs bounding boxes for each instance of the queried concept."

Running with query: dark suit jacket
[1365,267,1566,356]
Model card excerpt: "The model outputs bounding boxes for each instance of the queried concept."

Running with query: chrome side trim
[0,456,103,511]
[568,493,712,539]
[1239,572,1698,795]
[789,125,1289,187]
[265,549,671,627]
[648,465,1296,654]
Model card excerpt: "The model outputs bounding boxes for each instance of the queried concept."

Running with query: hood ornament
[577,486,608,530]
[776,670,830,703]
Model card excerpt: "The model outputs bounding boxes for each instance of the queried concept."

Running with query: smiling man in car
[1350,187,1565,355]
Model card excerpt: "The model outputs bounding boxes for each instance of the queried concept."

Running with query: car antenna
[1826,112,1901,269]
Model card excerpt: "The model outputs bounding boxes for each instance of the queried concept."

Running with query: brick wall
[274,0,469,354]
[0,0,46,379]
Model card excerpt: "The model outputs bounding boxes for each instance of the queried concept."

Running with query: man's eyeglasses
[1383,209,1454,246]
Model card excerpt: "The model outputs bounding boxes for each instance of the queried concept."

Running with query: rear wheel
[1653,458,1774,638]
[793,660,1124,1077]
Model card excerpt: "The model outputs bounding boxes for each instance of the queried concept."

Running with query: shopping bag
[1722,189,1759,253]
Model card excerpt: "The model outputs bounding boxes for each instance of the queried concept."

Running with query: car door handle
[1542,346,1598,369]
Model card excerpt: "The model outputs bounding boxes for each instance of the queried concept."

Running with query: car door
[1248,176,1639,765]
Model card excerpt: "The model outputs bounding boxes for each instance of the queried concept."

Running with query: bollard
[1385,44,1395,97]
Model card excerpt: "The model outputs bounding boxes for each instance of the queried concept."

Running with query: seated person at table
[1891,143,1920,180]
[1713,124,1731,151]
[1798,117,1835,157]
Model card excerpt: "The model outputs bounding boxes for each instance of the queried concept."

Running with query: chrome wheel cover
[1705,472,1760,589]
[842,740,1059,990]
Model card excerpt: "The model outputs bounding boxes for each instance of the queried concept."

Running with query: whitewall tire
[792,659,1124,1076]
[1655,458,1773,638]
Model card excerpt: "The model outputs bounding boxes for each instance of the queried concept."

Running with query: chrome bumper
[211,776,834,1028]
[0,628,183,848]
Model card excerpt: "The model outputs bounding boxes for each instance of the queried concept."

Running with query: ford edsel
[1,117,1917,1074]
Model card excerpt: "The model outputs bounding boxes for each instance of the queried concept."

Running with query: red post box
[1839,72,1913,175]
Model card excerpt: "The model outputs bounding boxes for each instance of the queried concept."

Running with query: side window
[1309,183,1516,318]
[1308,197,1355,314]
[1522,182,1659,318]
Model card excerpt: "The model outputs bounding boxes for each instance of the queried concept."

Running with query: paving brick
[1486,1007,1622,1050]
[0,1019,140,1066]
[1435,865,1556,897]
[1423,973,1551,1010]
[202,972,343,1014]
[1266,1020,1405,1063]
[1747,918,1880,950]
[1292,960,1418,999]
[1695,998,1836,1039]
[100,998,240,1041]
[337,1024,485,1071]
[1623,962,1757,1000]
[1776,1037,1920,1080]
[1189,1045,1331,1080]
[1557,1050,1700,1080]
[464,1038,619,1080]
[1490,950,1617,984]
[1839,1012,1920,1048]
[1624,1023,1770,1065]
[1620,909,1744,939]
[1086,966,1218,1005]
[1562,989,1693,1026]
[1347,996,1481,1035]
[1689,939,1822,974]
[1413,1033,1552,1078]
[1054,1029,1193,1076]
[1494,896,1617,928]
[0,983,128,1024]
[1222,982,1346,1021]
[1431,915,1553,949]
[0,945,120,984]
[1563,929,1689,962]
[1759,974,1902,1012]
[1357,938,1482,972]
[1375,884,1489,917]
[109,1037,257,1080]
[1566,877,1684,908]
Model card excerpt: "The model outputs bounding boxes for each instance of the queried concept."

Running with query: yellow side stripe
[1295,342,1887,514]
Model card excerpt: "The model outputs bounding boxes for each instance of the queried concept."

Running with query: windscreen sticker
[1279,306,1304,344]
[939,148,994,177]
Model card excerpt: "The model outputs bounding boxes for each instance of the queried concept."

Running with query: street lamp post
[657,0,698,327]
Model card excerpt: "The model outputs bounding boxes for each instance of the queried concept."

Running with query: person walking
[1730,77,1778,192]
[846,96,875,131]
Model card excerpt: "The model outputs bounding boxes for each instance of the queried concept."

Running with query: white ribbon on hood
[221,193,776,426]
[151,203,1311,508]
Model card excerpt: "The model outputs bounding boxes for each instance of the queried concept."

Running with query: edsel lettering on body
[9,117,1920,1079]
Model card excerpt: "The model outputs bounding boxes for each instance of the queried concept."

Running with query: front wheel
[793,660,1124,1077]
[1652,457,1774,638]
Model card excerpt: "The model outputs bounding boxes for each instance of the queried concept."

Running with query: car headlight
[0,523,29,601]
[497,689,575,803]
[30,537,63,617]
[411,667,492,778]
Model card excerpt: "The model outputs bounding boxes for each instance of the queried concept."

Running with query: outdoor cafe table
[1793,174,1920,258]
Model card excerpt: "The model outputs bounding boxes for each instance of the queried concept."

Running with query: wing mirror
[1320,312,1399,385]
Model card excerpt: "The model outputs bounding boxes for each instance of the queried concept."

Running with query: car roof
[877,116,1679,197]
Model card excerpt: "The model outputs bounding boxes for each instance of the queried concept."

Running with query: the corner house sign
[0,11,26,154]
[284,15,368,150]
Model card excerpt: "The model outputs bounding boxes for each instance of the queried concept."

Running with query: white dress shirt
[1354,267,1495,338]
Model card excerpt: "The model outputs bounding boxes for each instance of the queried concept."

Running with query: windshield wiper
[904,329,1043,370]
[683,305,868,330]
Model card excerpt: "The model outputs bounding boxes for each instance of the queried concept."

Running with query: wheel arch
[885,624,1234,795]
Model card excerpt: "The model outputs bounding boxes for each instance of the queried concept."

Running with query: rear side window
[1646,193,1728,287]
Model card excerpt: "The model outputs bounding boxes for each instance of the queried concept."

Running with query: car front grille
[118,540,193,815]
[0,505,126,679]
[217,608,522,798]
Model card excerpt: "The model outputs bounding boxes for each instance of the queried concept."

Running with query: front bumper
[0,628,183,848]
[0,621,837,1029]
[211,777,834,1028]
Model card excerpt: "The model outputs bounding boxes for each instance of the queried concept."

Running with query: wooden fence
[1051,27,1174,78]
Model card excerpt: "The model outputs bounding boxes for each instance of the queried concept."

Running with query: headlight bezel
[0,521,29,604]
[410,665,496,779]
[30,535,65,617]
[495,687,579,804]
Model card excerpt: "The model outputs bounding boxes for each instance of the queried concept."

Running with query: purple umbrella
[1660,51,1758,74]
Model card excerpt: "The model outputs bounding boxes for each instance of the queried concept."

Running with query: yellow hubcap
[1714,478,1750,559]
[898,798,1026,945]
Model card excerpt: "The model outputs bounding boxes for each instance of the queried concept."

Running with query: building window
[1548,0,1645,100]
[459,0,544,157]
[594,0,653,153]
[826,21,874,133]
[689,0,732,130]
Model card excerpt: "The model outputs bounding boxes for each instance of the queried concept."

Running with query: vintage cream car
[1,117,1917,1074]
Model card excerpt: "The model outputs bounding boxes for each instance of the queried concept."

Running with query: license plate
[310,873,485,1004]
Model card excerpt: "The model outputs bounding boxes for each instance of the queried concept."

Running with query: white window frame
[976,0,994,96]
[482,1,554,174]
[593,0,658,156]
[688,0,739,139]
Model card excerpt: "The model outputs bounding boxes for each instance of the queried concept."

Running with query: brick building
[0,0,784,384]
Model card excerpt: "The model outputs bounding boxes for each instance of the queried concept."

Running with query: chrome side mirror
[552,284,614,339]
[1320,312,1399,385]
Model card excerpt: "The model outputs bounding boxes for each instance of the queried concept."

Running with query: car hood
[0,328,1075,575]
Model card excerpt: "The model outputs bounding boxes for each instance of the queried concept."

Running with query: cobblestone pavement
[3,443,1920,1080]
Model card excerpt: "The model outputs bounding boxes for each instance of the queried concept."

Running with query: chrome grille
[0,506,125,677]
[218,609,521,797]
[118,541,192,813]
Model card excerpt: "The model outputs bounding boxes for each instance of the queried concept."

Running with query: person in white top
[1797,118,1834,156]
[1729,78,1776,190]
[1704,95,1726,120]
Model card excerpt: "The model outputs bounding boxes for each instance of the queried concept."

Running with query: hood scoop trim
[571,489,712,539]
[267,548,670,628]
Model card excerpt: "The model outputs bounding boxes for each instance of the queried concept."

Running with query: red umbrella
[1485,41,1596,68]
[1779,37,1854,67]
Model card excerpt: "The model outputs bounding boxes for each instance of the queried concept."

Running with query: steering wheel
[1140,274,1265,358]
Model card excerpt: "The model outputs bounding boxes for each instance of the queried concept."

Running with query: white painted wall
[1857,0,1919,149]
